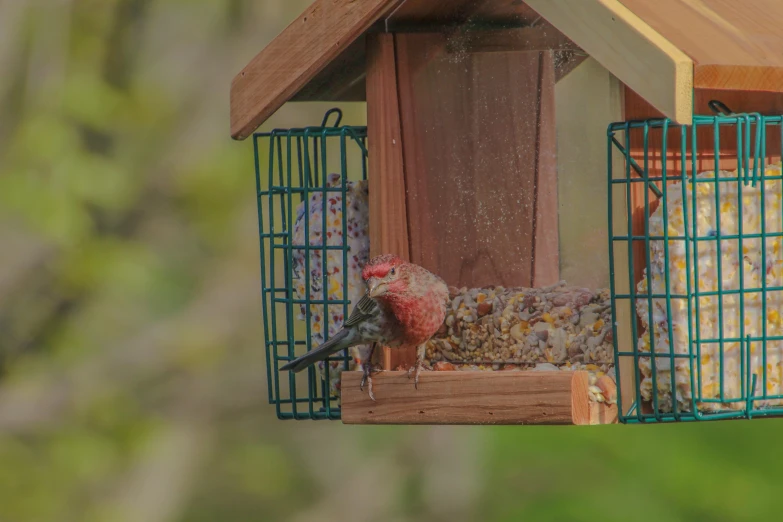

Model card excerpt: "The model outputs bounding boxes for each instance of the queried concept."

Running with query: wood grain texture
[695,66,783,93]
[366,33,410,262]
[232,0,783,136]
[618,0,783,66]
[396,33,558,289]
[619,0,783,92]
[526,0,693,124]
[341,371,615,425]
[366,33,413,371]
[532,51,559,287]
[230,0,400,140]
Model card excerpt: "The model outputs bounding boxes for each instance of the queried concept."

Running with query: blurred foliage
[1,1,783,522]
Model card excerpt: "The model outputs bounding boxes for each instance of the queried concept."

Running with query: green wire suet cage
[609,103,783,423]
[255,109,368,420]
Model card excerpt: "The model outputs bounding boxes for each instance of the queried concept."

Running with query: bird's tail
[278,329,354,373]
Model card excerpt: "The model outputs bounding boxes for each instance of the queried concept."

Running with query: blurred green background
[2,1,783,521]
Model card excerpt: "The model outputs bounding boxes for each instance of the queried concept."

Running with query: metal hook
[708,100,734,116]
[321,107,343,128]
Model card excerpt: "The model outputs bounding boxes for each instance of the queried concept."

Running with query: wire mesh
[255,109,368,420]
[608,111,783,423]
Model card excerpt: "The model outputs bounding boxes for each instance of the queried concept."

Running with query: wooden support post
[340,371,618,425]
[366,32,412,370]
[533,51,560,287]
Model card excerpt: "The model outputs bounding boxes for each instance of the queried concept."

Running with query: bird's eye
[390,267,396,276]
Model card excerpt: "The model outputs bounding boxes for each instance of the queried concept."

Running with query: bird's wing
[343,293,377,328]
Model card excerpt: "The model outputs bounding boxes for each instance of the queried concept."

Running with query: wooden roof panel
[619,0,783,67]
[229,0,400,140]
[230,0,783,138]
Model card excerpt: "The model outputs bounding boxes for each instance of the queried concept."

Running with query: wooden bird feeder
[234,0,783,425]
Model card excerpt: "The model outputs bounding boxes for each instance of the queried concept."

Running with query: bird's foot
[360,362,383,401]
[406,360,429,390]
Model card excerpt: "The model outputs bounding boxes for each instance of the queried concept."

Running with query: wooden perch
[341,371,617,425]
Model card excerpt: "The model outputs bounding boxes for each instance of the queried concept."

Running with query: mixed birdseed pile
[423,282,617,404]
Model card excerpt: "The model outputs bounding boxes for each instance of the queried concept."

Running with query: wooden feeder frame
[232,0,783,425]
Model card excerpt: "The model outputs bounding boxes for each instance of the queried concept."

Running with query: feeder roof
[230,0,783,140]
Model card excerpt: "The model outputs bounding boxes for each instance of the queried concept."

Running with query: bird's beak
[367,279,388,298]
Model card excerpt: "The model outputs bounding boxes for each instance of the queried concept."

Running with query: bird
[279,254,449,400]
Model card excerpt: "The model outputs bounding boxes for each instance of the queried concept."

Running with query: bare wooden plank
[396,33,557,289]
[341,371,613,424]
[230,0,400,140]
[366,33,413,371]
[446,25,580,54]
[618,0,783,68]
[366,33,410,262]
[525,0,693,124]
[619,0,783,91]
[532,51,559,287]
[694,66,783,93]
